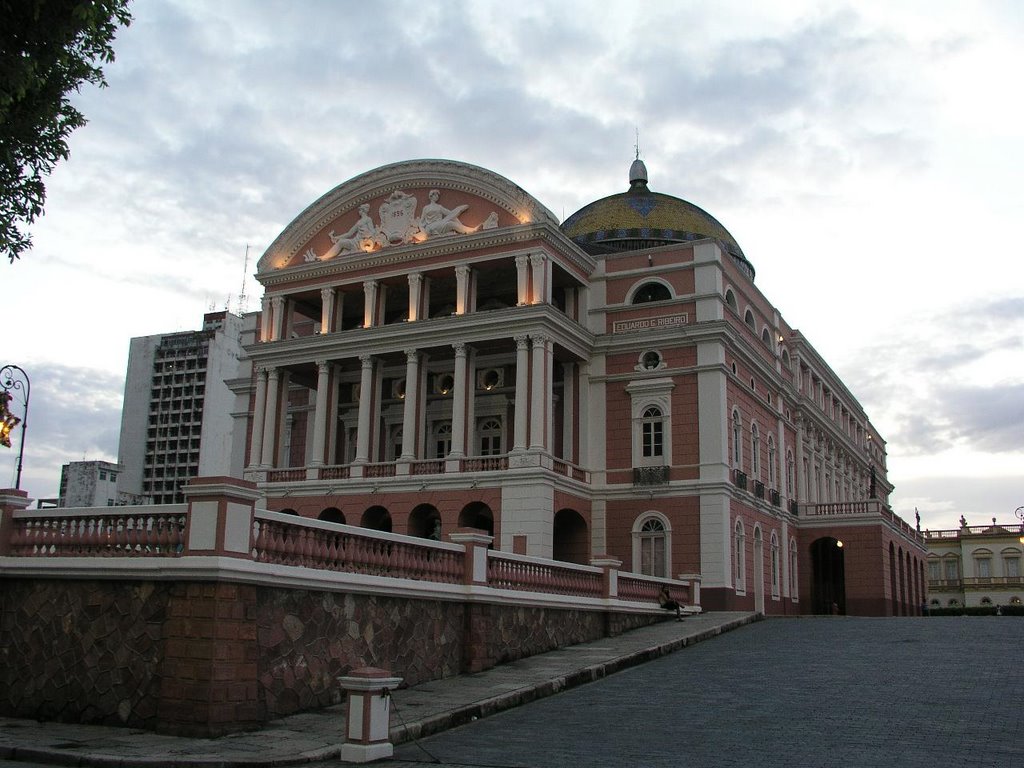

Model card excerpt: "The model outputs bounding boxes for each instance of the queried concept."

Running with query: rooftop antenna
[634,126,641,160]
[237,244,251,316]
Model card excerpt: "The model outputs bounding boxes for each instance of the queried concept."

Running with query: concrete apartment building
[229,157,925,616]
[57,460,122,507]
[116,311,252,505]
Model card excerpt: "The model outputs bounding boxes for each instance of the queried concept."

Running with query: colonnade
[246,334,584,472]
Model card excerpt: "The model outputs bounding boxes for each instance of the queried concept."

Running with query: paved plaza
[388,617,1021,768]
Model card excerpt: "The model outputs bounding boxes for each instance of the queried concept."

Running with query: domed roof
[561,162,754,278]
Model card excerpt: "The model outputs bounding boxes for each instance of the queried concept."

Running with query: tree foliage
[0,0,132,262]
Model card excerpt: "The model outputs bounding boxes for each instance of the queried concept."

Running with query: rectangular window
[642,421,663,457]
[928,561,940,581]
[1005,557,1020,579]
[944,560,959,580]
[975,558,991,579]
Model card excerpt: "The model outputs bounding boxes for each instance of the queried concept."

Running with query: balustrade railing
[252,511,463,583]
[363,462,397,478]
[618,572,688,604]
[487,552,604,598]
[460,456,509,472]
[8,507,187,557]
[266,468,306,483]
[320,465,351,480]
[409,460,445,476]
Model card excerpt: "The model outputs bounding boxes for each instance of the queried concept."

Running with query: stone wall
[0,579,170,729]
[0,576,665,736]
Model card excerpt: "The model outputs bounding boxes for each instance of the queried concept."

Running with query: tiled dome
[561,161,754,278]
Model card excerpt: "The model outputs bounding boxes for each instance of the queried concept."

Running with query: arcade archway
[810,537,846,615]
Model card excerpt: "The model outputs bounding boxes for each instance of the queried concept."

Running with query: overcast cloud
[2,0,1021,531]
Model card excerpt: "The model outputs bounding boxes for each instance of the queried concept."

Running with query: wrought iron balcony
[634,466,669,486]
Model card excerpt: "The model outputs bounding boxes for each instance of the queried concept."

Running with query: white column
[545,338,554,451]
[529,334,547,450]
[515,255,530,306]
[320,288,335,333]
[450,343,469,457]
[271,296,286,341]
[248,366,267,467]
[259,297,271,341]
[455,264,470,315]
[355,355,374,464]
[561,362,575,463]
[333,291,344,333]
[363,280,378,327]
[408,272,423,321]
[260,367,280,467]
[529,253,548,304]
[309,360,331,466]
[400,349,420,461]
[513,334,529,451]
[577,362,590,467]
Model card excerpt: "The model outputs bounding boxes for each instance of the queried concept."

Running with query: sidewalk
[0,612,757,767]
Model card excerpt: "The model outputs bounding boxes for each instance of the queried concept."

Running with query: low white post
[338,667,404,763]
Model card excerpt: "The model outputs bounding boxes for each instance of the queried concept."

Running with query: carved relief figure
[324,203,382,259]
[419,189,479,237]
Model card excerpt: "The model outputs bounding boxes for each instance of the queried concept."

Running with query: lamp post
[1015,506,1024,545]
[0,365,30,490]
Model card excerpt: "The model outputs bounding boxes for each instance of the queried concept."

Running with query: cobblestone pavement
[386,617,1022,768]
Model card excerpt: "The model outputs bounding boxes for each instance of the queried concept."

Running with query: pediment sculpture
[316,189,497,261]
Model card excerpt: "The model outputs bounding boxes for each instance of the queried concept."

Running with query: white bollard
[338,667,404,763]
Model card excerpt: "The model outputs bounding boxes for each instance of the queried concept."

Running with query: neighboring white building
[58,460,122,507]
[116,311,254,504]
[926,518,1024,609]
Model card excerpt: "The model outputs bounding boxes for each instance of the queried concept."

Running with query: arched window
[767,435,776,486]
[770,532,780,598]
[761,327,772,347]
[725,288,738,311]
[734,520,746,593]
[634,515,669,578]
[781,348,791,368]
[786,450,795,496]
[751,424,760,477]
[744,309,756,330]
[632,282,672,304]
[479,417,503,456]
[732,410,742,466]
[641,406,664,458]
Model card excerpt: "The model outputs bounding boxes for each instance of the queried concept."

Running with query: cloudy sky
[3,0,1021,532]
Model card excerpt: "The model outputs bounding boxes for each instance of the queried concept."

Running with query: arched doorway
[318,507,345,524]
[409,503,441,539]
[459,502,494,537]
[810,537,846,615]
[553,508,588,565]
[361,505,392,532]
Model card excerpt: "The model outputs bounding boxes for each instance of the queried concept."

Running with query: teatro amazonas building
[238,157,925,615]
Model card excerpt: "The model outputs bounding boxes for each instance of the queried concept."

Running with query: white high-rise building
[116,311,255,504]
[58,460,122,507]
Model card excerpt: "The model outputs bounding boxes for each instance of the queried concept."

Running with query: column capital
[530,333,548,346]
[266,367,280,381]
[404,348,419,362]
[515,254,530,267]
[408,271,423,287]
[514,334,530,350]
[455,263,471,278]
[452,342,468,357]
[320,286,334,300]
[359,354,374,367]
[529,252,547,266]
[316,359,331,373]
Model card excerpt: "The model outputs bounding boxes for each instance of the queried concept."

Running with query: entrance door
[810,537,846,614]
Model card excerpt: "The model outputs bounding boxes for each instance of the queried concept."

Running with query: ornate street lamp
[0,364,30,490]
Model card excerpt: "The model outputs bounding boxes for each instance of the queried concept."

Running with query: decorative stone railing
[459,456,509,472]
[266,468,306,483]
[252,510,464,583]
[487,551,604,598]
[0,479,697,610]
[6,505,188,557]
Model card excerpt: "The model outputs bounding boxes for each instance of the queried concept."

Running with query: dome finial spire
[629,128,648,187]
